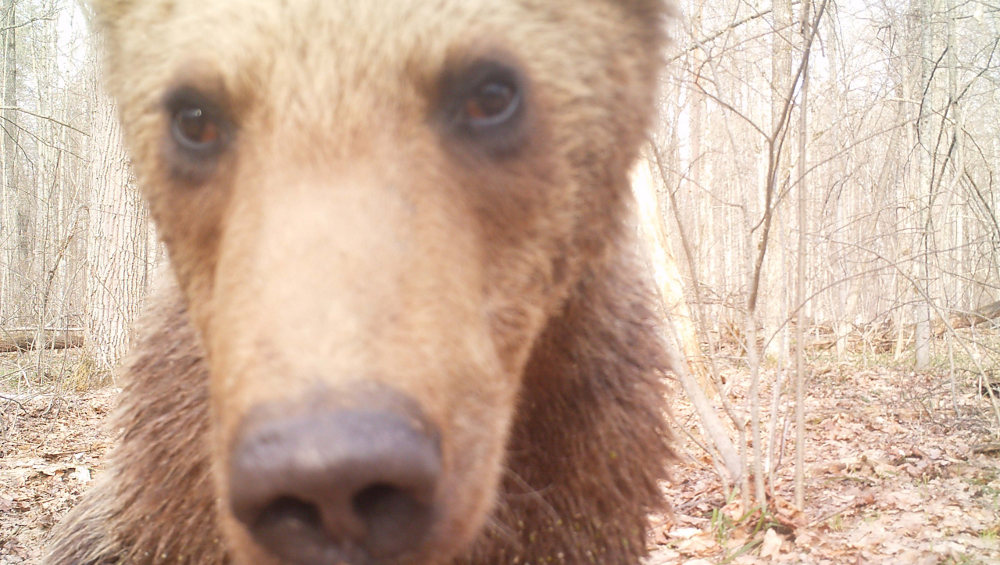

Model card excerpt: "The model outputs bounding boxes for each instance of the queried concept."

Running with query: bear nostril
[353,483,409,524]
[256,496,322,534]
[352,483,434,558]
[228,400,442,564]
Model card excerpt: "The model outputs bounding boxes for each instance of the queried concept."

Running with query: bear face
[57,2,671,564]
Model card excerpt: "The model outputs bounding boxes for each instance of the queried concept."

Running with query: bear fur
[46,1,675,564]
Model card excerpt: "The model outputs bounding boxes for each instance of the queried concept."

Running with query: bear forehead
[104,0,651,97]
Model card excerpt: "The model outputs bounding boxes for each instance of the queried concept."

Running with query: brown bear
[46,1,675,564]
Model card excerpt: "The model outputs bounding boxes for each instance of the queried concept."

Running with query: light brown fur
[47,1,674,563]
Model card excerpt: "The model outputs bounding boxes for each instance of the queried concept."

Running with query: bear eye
[439,59,528,156]
[164,88,231,159]
[462,78,520,130]
[173,106,222,151]
[162,87,232,182]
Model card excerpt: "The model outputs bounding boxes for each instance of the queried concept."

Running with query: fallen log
[933,300,1000,337]
[0,329,84,353]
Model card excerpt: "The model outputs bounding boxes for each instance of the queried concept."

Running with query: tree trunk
[86,85,150,371]
[794,0,812,511]
[633,155,741,483]
[1,0,23,324]
[913,0,934,370]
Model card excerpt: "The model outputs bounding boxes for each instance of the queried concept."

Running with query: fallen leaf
[759,528,783,559]
[70,466,92,483]
[676,531,718,554]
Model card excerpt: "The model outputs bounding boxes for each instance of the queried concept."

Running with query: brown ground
[649,362,1000,564]
[1,386,117,564]
[2,356,998,564]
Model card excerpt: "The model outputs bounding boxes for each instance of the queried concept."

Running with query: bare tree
[644,0,1000,512]
[0,0,152,386]
[1,0,21,323]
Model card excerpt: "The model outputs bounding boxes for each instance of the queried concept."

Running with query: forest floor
[1,349,999,564]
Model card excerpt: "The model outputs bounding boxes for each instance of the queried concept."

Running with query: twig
[0,394,28,413]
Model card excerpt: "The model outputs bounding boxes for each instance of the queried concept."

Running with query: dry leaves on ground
[0,390,117,564]
[648,365,1000,564]
[1,364,998,564]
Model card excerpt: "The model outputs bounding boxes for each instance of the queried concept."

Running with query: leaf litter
[647,364,1000,564]
[1,364,998,564]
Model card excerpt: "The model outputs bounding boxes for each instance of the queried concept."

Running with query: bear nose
[228,404,442,565]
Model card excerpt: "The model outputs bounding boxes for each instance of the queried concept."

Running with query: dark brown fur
[47,1,675,563]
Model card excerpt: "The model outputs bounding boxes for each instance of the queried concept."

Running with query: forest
[1,0,998,563]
